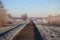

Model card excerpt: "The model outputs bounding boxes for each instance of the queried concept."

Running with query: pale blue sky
[2,0,60,17]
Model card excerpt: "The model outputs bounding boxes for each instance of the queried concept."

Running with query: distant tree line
[48,15,60,26]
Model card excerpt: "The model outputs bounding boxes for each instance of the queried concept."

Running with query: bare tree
[0,8,7,26]
[21,13,28,21]
[0,8,13,27]
[0,0,13,27]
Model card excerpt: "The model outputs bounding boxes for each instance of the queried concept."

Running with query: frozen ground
[34,21,60,40]
[0,21,27,34]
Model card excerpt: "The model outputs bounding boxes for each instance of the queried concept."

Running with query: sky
[2,0,60,17]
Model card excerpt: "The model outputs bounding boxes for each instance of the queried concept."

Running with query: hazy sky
[3,0,60,17]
